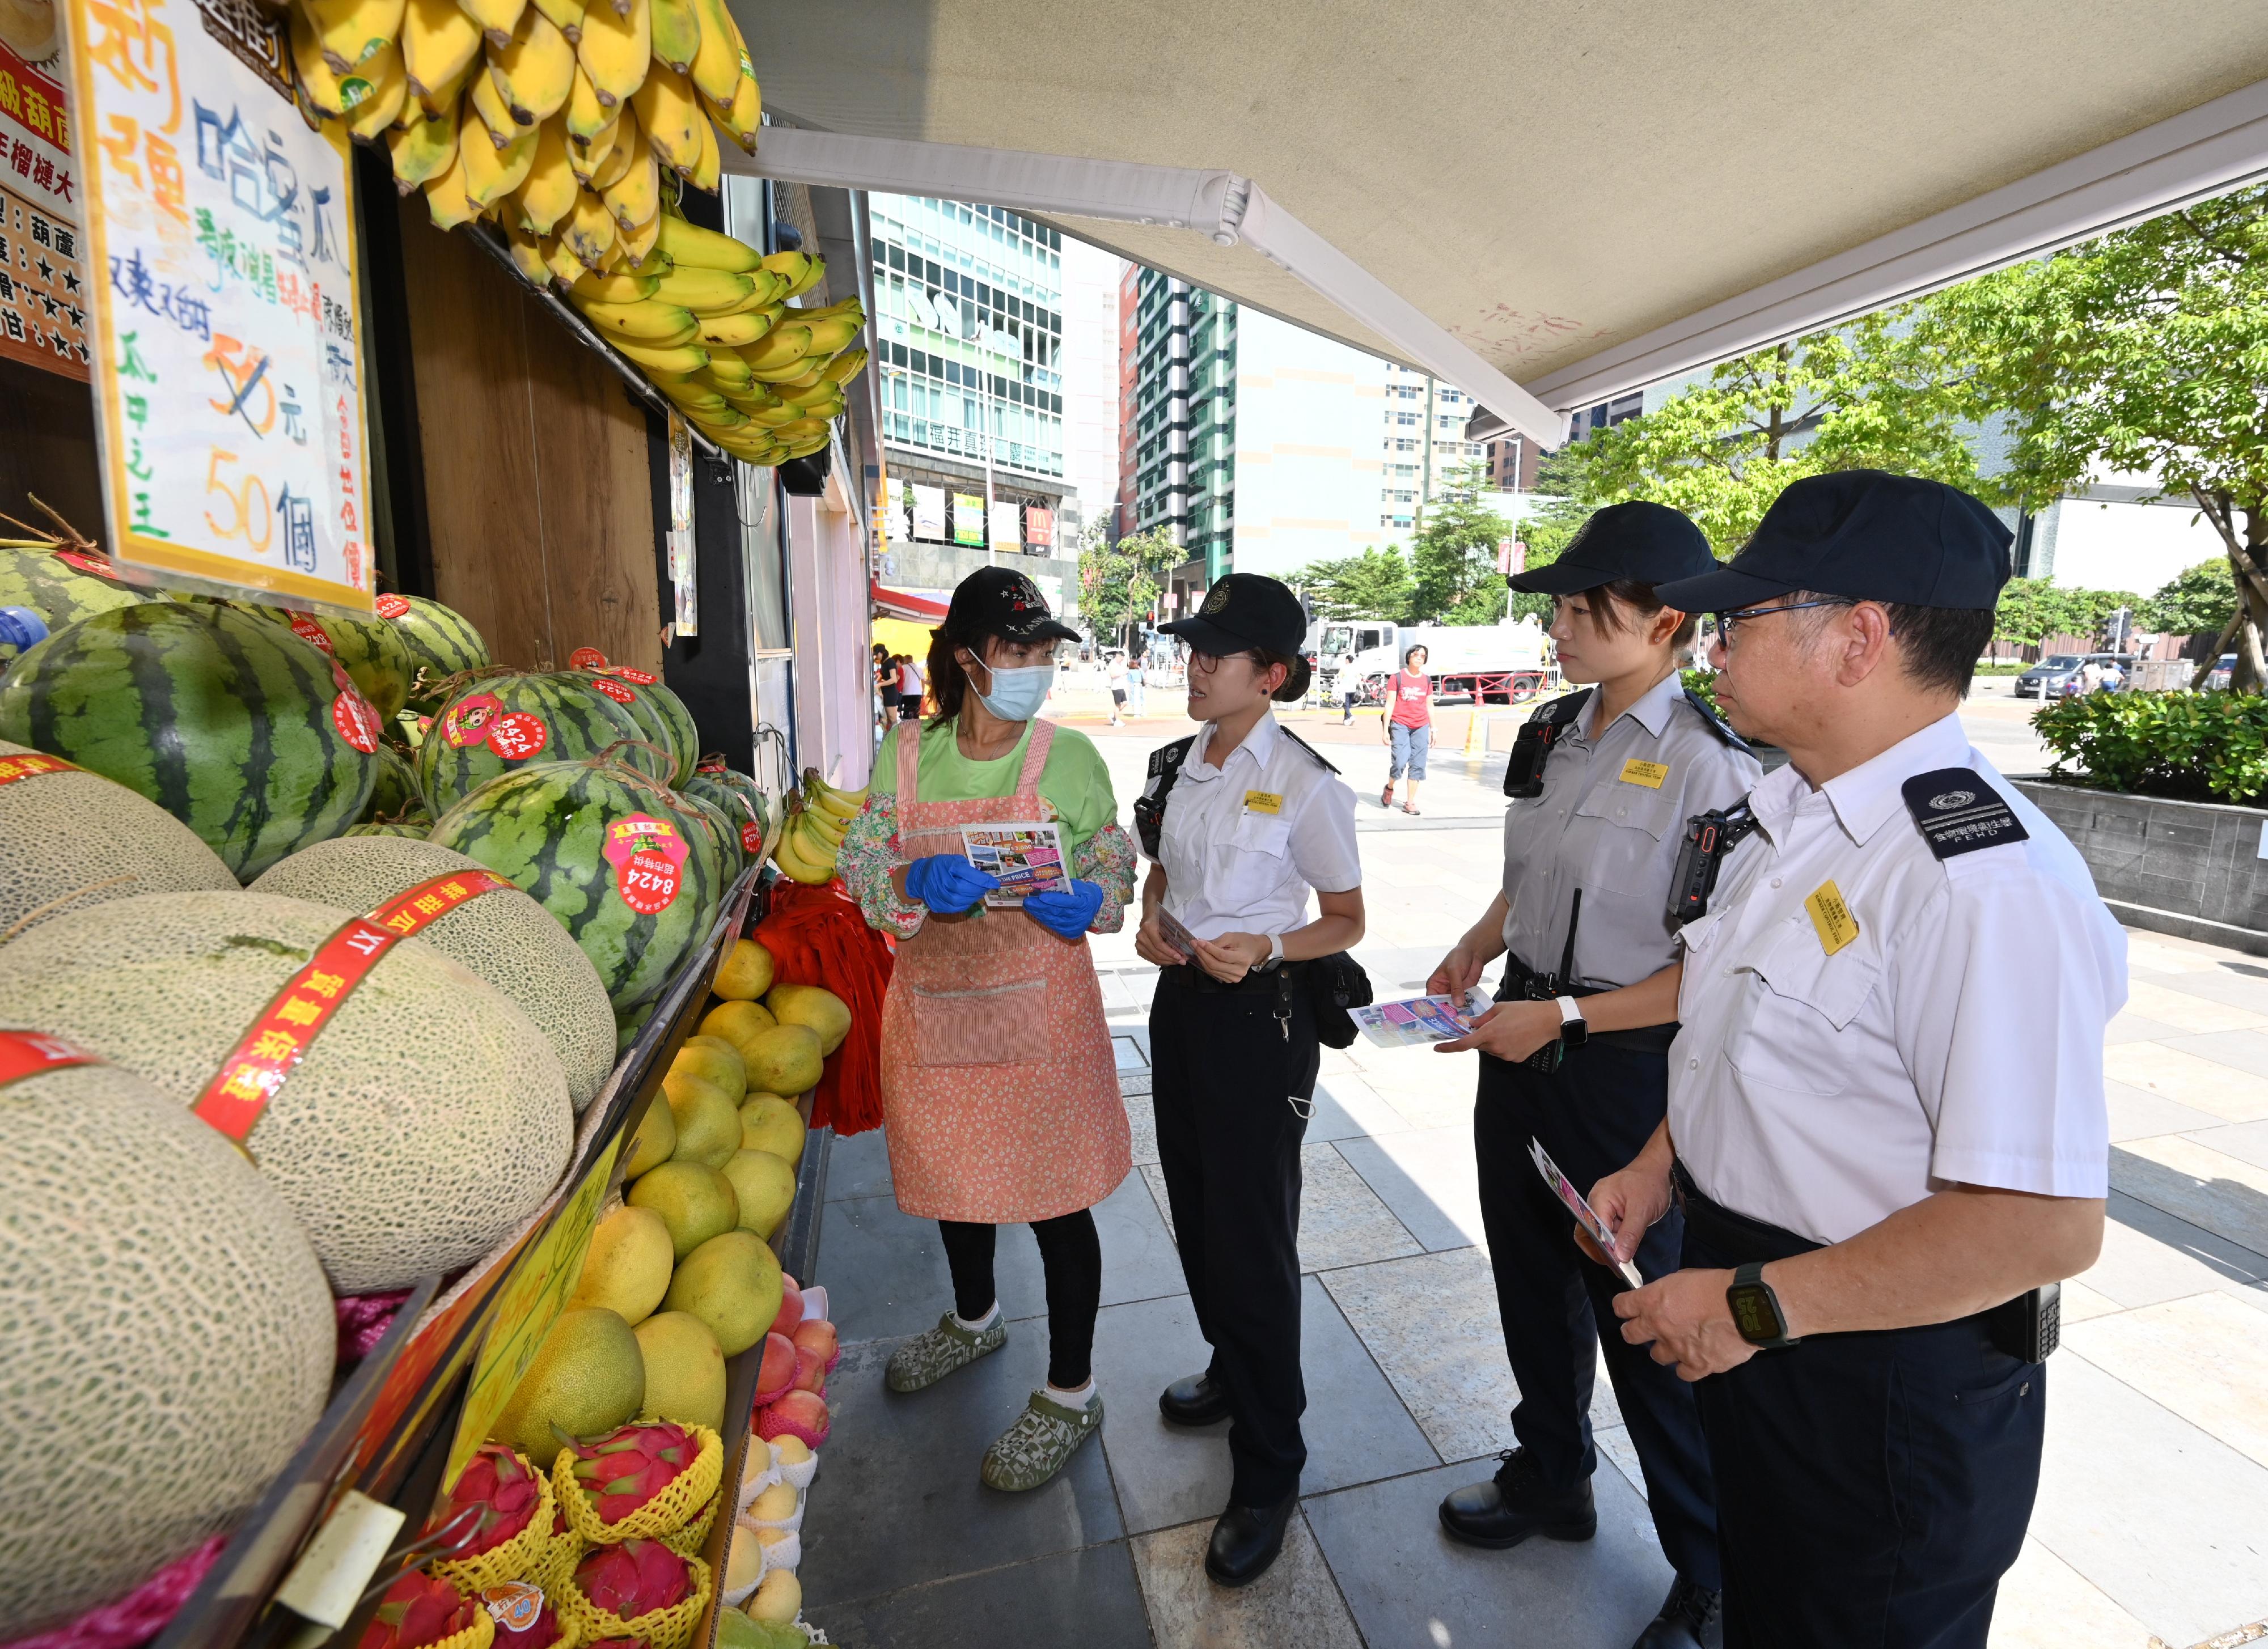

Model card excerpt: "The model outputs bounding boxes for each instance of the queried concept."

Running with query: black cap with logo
[1160,573,1306,657]
[942,565,1080,645]
[1507,499,1717,595]
[1653,470,2013,614]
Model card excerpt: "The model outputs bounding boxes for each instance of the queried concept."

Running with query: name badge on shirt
[1804,880,1860,955]
[1619,758,1669,789]
[1243,790,1283,815]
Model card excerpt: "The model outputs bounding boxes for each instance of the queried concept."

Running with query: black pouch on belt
[1984,1283,2061,1362]
[1300,952,1373,1049]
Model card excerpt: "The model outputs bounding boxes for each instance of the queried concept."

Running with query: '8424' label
[603,813,689,914]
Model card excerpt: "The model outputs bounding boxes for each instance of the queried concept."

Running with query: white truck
[1312,615,1553,706]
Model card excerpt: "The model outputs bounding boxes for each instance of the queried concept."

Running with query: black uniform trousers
[1681,1209,2045,1648]
[1475,1040,1721,1591]
[1149,965,1321,1508]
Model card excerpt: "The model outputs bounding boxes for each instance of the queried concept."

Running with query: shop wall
[393,198,663,674]
[0,357,104,542]
[787,484,873,790]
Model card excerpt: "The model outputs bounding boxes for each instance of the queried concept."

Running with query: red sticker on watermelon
[486,713,549,761]
[375,594,412,620]
[329,665,380,753]
[606,667,658,685]
[740,819,763,854]
[568,647,608,670]
[443,694,505,748]
[603,813,688,914]
[54,549,115,576]
[289,613,336,653]
[695,756,727,774]
[590,677,637,704]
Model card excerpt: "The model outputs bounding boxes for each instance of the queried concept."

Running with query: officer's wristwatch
[1725,1261,1800,1348]
[1266,932,1285,968]
[1553,995,1589,1048]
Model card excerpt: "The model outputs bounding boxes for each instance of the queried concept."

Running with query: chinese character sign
[0,36,88,380]
[62,0,373,614]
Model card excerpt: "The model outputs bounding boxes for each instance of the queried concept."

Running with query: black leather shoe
[1158,1371,1231,1427]
[1204,1493,1298,1587]
[1437,1447,1597,1549]
[1631,1575,1722,1649]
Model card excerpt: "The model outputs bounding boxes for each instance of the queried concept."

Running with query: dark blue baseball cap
[1653,470,2013,614]
[1161,573,1306,656]
[1507,499,1716,596]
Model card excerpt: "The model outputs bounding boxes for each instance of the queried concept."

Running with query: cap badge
[1930,790,1975,811]
[1202,585,1230,616]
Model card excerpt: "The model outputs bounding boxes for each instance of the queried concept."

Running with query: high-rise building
[1056,236,1127,551]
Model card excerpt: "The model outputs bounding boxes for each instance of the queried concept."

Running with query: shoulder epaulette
[1533,686,1592,727]
[1681,686,1753,753]
[1279,727,1340,775]
[1900,768,2030,860]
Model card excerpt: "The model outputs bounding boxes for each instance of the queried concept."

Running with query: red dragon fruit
[429,1444,543,1559]
[755,1389,830,1449]
[575,1538,691,1620]
[358,1570,478,1649]
[561,1420,699,1525]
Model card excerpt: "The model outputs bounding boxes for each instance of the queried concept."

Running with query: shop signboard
[911,481,944,540]
[1026,506,1053,551]
[988,498,1020,555]
[0,36,90,380]
[951,491,983,546]
[61,0,374,614]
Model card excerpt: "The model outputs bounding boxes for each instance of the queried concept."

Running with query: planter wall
[2011,778,2268,956]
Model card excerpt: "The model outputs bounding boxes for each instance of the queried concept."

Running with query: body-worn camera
[1668,803,1761,926]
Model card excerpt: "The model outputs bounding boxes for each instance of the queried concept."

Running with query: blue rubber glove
[1021,879,1106,939]
[904,854,1000,914]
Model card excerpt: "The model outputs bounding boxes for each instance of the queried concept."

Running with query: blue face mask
[971,656,1053,722]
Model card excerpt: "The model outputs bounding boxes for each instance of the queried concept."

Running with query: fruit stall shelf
[153,864,831,1649]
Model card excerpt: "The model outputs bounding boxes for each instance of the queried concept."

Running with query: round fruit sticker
[329,665,380,753]
[590,677,638,704]
[606,666,659,685]
[288,613,336,654]
[479,1583,544,1633]
[486,713,549,761]
[740,819,763,854]
[603,813,688,915]
[375,594,411,619]
[443,693,506,749]
[568,647,608,671]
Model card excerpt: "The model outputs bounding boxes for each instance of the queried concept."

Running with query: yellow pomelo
[712,936,776,999]
[700,998,776,1054]
[721,1147,796,1237]
[738,1095,806,1168]
[671,1037,746,1101]
[627,1160,739,1258]
[661,1227,782,1355]
[764,982,850,1055]
[665,1069,743,1166]
[742,1024,822,1096]
[623,1096,676,1177]
[750,1570,802,1625]
[568,1204,674,1325]
[491,1307,645,1463]
[633,1309,726,1431]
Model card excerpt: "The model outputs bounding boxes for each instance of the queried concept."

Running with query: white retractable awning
[722,2,2268,444]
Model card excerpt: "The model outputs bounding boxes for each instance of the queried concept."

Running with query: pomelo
[712,938,775,1000]
[662,1228,784,1356]
[664,1070,743,1167]
[621,1095,676,1177]
[739,1095,806,1168]
[670,1037,746,1101]
[721,1148,796,1238]
[569,1205,675,1326]
[749,1570,801,1627]
[491,1307,645,1465]
[742,1024,822,1097]
[699,998,775,1056]
[632,1310,726,1432]
[764,983,850,1055]
[627,1160,739,1260]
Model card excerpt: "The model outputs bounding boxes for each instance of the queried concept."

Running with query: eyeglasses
[1711,597,1855,647]
[1187,649,1262,675]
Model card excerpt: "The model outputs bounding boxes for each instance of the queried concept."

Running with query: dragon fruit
[755,1389,830,1450]
[358,1571,478,1649]
[752,1333,796,1405]
[430,1444,543,1558]
[562,1420,699,1524]
[791,1319,839,1372]
[575,1538,691,1620]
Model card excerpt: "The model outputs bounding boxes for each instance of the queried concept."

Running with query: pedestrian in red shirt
[1382,645,1432,815]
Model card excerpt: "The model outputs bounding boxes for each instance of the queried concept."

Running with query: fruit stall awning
[724,1,2268,444]
[871,580,949,623]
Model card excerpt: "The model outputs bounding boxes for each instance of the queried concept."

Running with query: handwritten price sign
[60,0,374,615]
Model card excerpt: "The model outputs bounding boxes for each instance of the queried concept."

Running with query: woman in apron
[838,566,1135,1493]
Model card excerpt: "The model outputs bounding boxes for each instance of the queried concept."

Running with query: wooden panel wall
[0,358,105,545]
[396,198,663,674]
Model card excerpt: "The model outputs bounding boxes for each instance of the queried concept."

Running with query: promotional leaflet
[1349,989,1493,1048]
[1530,1138,1645,1290]
[1155,905,1200,961]
[960,820,1065,908]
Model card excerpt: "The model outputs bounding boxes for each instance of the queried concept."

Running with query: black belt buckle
[1985,1284,2060,1363]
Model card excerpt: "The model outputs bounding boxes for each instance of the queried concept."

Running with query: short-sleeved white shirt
[1146,709,1362,941]
[1669,712,2126,1246]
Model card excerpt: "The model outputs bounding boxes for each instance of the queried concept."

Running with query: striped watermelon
[430,754,720,1011]
[0,546,153,664]
[570,663,697,785]
[683,771,767,860]
[0,603,379,880]
[674,786,742,885]
[238,604,417,723]
[344,820,431,839]
[416,672,668,817]
[636,677,700,785]
[364,741,424,824]
[378,595,489,713]
[572,667,683,783]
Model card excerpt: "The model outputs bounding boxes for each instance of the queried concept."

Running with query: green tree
[1409,461,1513,623]
[1289,547,1415,621]
[2143,559,2240,636]
[1502,447,1593,621]
[1925,185,2268,688]
[1076,524,1181,645]
[1992,579,2142,648]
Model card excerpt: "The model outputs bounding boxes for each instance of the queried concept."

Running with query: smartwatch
[1553,995,1589,1048]
[1266,932,1285,968]
[1725,1261,1800,1348]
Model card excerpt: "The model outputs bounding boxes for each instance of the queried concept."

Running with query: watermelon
[572,667,680,782]
[379,594,490,713]
[416,672,667,818]
[365,741,424,823]
[0,545,153,664]
[238,604,417,723]
[674,786,742,889]
[636,677,700,785]
[431,755,721,1011]
[569,664,697,786]
[684,771,767,861]
[344,820,431,839]
[0,603,380,880]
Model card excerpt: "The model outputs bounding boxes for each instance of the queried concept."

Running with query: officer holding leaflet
[1579,471,2125,1647]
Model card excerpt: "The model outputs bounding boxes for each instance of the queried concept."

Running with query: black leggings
[937,1210,1101,1389]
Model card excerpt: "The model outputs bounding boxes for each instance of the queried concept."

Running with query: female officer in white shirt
[1131,573,1364,1589]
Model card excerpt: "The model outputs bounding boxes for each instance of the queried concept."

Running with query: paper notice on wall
[989,498,1021,554]
[667,411,695,637]
[912,481,945,540]
[952,492,984,546]
[0,36,89,381]
[62,0,374,613]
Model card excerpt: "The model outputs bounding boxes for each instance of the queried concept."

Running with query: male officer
[1577,470,2126,1647]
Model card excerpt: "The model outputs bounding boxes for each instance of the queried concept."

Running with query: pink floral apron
[879,719,1131,1223]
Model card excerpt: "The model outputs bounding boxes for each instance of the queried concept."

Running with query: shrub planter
[2011,778,2268,956]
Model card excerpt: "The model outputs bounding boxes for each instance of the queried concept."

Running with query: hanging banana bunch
[287,0,850,468]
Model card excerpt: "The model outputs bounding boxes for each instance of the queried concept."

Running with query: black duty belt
[1158,960,1299,994]
[1496,954,1678,1055]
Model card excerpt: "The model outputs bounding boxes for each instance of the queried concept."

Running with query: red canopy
[871,579,949,622]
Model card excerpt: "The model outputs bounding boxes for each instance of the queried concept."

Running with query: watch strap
[1727,1260,1799,1348]
[1267,931,1285,966]
[1554,995,1582,1026]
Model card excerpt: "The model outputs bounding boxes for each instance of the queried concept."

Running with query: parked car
[2013,653,2136,698]
[2206,653,2237,690]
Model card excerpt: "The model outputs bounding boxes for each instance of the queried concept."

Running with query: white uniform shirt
[1148,709,1361,940]
[1669,712,2127,1246]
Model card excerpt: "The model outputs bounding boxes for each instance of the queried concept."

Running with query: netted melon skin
[0,1059,334,1634]
[0,891,574,1292]
[250,837,615,1111]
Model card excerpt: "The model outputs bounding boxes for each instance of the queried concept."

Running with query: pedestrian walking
[1132,573,1364,1587]
[875,642,901,731]
[836,567,1139,1493]
[1381,645,1433,815]
[897,653,926,720]
[1584,471,2124,1647]
[1107,651,1130,726]
[1425,501,1756,1649]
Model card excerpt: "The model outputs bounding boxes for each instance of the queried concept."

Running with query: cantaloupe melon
[0,738,235,942]
[249,836,615,1110]
[0,1055,334,1635]
[0,891,574,1292]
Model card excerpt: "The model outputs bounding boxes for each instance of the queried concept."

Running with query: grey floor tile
[1113,1032,1151,1071]
[2105,1080,2223,1144]
[2028,1351,2268,1646]
[2151,967,2268,1017]
[1093,1277,1440,1536]
[2193,1117,2268,1172]
[1305,1457,1674,1649]
[804,1539,1154,1649]
[1322,1247,1525,1466]
[1137,1147,1427,1275]
[2112,1138,2268,1255]
[1132,1510,1363,1649]
[816,1192,1043,1341]
[1090,1166,1194,1312]
[1334,1126,1486,1252]
[2083,1192,2268,1309]
[824,1125,893,1203]
[1306,1074,1415,1143]
[2160,1028,2268,1083]
[2105,1012,2181,1045]
[796,1334,1125,1610]
[2062,1291,2268,1469]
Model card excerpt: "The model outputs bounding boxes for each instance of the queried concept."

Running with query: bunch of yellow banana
[769,773,867,885]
